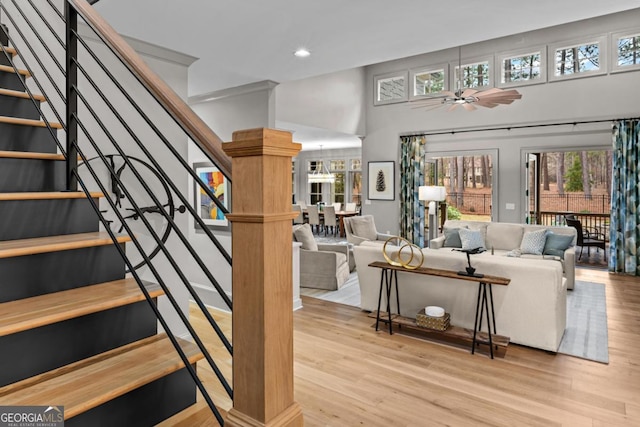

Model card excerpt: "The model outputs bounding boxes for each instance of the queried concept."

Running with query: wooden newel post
[223,128,304,427]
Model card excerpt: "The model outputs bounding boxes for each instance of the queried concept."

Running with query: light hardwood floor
[162,267,640,426]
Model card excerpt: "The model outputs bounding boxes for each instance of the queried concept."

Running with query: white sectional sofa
[431,220,577,290]
[353,226,571,351]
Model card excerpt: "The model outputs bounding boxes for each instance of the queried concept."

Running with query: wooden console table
[368,261,510,359]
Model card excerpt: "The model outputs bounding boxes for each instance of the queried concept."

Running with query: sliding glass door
[425,152,495,222]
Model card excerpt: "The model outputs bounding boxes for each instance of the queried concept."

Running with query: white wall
[186,81,277,308]
[276,67,366,137]
[364,9,640,233]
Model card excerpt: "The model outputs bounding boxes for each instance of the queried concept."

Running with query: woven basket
[416,309,450,331]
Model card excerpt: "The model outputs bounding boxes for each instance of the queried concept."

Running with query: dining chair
[292,204,304,224]
[297,201,307,209]
[307,205,322,234]
[332,202,342,212]
[323,206,338,236]
[345,202,357,212]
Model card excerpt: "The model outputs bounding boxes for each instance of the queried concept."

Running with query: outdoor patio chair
[565,217,607,261]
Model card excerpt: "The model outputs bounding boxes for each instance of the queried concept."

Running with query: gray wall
[364,9,640,233]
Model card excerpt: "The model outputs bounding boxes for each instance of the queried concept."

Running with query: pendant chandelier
[307,145,335,183]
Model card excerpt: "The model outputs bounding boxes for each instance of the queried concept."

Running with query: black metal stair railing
[0,0,234,424]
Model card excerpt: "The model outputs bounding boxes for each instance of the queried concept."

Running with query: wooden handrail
[69,0,232,178]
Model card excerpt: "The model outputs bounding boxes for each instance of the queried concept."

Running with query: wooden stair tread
[0,87,45,102]
[0,63,30,77]
[0,334,203,419]
[0,191,103,201]
[2,46,17,56]
[0,279,163,337]
[0,115,62,129]
[0,232,132,259]
[0,150,64,160]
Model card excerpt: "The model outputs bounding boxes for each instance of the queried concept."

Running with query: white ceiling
[94,1,640,149]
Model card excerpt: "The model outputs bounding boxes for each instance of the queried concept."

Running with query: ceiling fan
[412,47,522,112]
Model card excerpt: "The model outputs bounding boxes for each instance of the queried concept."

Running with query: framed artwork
[193,162,230,231]
[368,161,395,200]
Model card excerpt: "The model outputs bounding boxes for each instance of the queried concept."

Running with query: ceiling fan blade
[410,99,445,109]
[447,103,459,112]
[420,103,448,112]
[461,88,478,97]
[476,87,501,97]
[476,101,499,108]
[462,103,477,111]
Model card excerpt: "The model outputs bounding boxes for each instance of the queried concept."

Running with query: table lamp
[419,185,446,243]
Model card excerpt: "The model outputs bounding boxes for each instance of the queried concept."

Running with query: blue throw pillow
[543,232,574,259]
[443,228,463,248]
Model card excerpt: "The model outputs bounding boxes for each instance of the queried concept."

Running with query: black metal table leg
[393,270,401,330]
[385,269,393,334]
[483,283,494,359]
[375,268,386,332]
[488,282,499,354]
[472,281,483,354]
[488,282,497,335]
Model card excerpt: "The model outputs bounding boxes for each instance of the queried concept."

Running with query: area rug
[558,280,609,364]
[302,274,609,363]
[299,272,360,307]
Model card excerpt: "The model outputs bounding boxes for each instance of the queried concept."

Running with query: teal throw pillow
[443,228,463,248]
[520,228,548,255]
[543,232,574,259]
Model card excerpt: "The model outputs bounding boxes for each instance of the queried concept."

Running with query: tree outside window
[618,34,640,66]
[502,53,541,83]
[555,43,600,76]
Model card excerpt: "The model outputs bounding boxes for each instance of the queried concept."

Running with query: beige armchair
[343,215,393,246]
[293,224,352,290]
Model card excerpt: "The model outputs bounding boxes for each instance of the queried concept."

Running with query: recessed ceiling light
[294,48,310,58]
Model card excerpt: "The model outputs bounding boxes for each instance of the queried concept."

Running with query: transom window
[454,61,490,90]
[410,66,446,99]
[617,33,640,67]
[554,43,600,75]
[374,71,408,105]
[330,160,346,171]
[548,36,607,81]
[501,52,542,83]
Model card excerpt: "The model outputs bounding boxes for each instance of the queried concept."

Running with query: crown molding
[188,80,279,105]
[77,22,198,67]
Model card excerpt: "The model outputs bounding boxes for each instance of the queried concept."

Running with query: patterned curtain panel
[609,119,640,274]
[399,135,425,247]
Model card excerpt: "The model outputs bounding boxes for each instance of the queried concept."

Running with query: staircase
[0,32,204,426]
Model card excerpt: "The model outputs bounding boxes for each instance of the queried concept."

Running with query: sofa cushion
[486,223,524,250]
[458,228,486,250]
[350,216,377,241]
[520,228,548,255]
[443,227,464,248]
[543,232,574,258]
[293,223,318,251]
